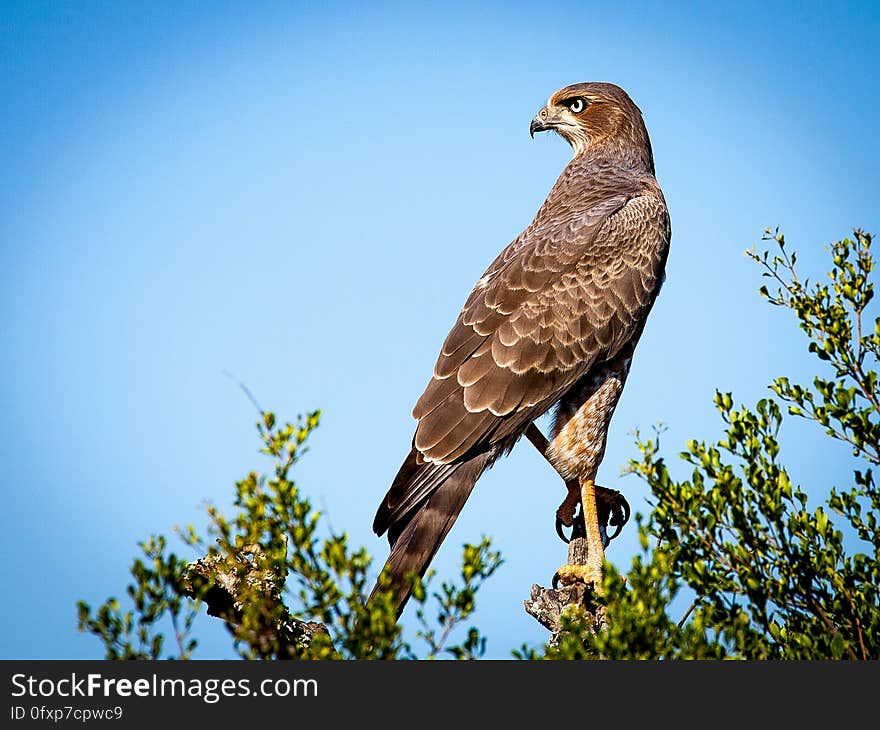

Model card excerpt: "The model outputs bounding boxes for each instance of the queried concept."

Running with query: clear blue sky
[2,1,878,659]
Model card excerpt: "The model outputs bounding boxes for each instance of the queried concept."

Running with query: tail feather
[372,447,456,540]
[369,449,490,616]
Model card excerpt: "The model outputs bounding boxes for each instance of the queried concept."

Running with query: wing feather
[408,190,669,468]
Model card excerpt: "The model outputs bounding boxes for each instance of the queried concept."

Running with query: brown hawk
[371,82,671,614]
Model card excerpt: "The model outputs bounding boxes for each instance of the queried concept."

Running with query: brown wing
[411,193,670,466]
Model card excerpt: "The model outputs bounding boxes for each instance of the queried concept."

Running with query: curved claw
[595,486,631,544]
[607,520,624,543]
[606,494,631,542]
[605,502,625,541]
[552,571,561,589]
[609,495,631,542]
[555,517,571,543]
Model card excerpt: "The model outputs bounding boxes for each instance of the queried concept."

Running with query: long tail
[369,448,491,617]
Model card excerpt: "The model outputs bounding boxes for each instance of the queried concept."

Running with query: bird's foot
[554,484,630,544]
[551,563,604,593]
[554,494,581,543]
[595,485,631,543]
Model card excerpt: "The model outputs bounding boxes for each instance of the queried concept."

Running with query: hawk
[370,82,670,614]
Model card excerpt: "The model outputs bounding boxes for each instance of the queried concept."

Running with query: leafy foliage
[76,536,198,660]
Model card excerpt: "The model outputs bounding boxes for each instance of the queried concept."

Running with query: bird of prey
[371,82,671,615]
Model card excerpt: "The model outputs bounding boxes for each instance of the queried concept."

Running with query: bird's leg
[553,478,605,592]
[542,357,633,592]
[525,422,630,544]
[525,424,580,536]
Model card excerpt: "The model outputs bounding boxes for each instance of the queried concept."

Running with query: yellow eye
[568,98,586,114]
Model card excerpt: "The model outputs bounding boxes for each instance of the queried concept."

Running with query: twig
[222,370,265,415]
[678,600,698,629]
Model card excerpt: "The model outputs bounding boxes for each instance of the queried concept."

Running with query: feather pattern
[411,191,669,461]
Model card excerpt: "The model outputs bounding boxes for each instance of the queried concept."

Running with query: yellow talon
[552,563,603,591]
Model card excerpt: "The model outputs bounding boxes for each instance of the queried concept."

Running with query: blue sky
[2,1,878,658]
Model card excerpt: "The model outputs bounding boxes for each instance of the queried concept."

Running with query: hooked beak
[530,108,553,138]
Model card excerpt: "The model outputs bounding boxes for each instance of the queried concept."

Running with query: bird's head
[530,82,653,170]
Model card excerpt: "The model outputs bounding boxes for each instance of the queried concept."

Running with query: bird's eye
[568,98,586,114]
